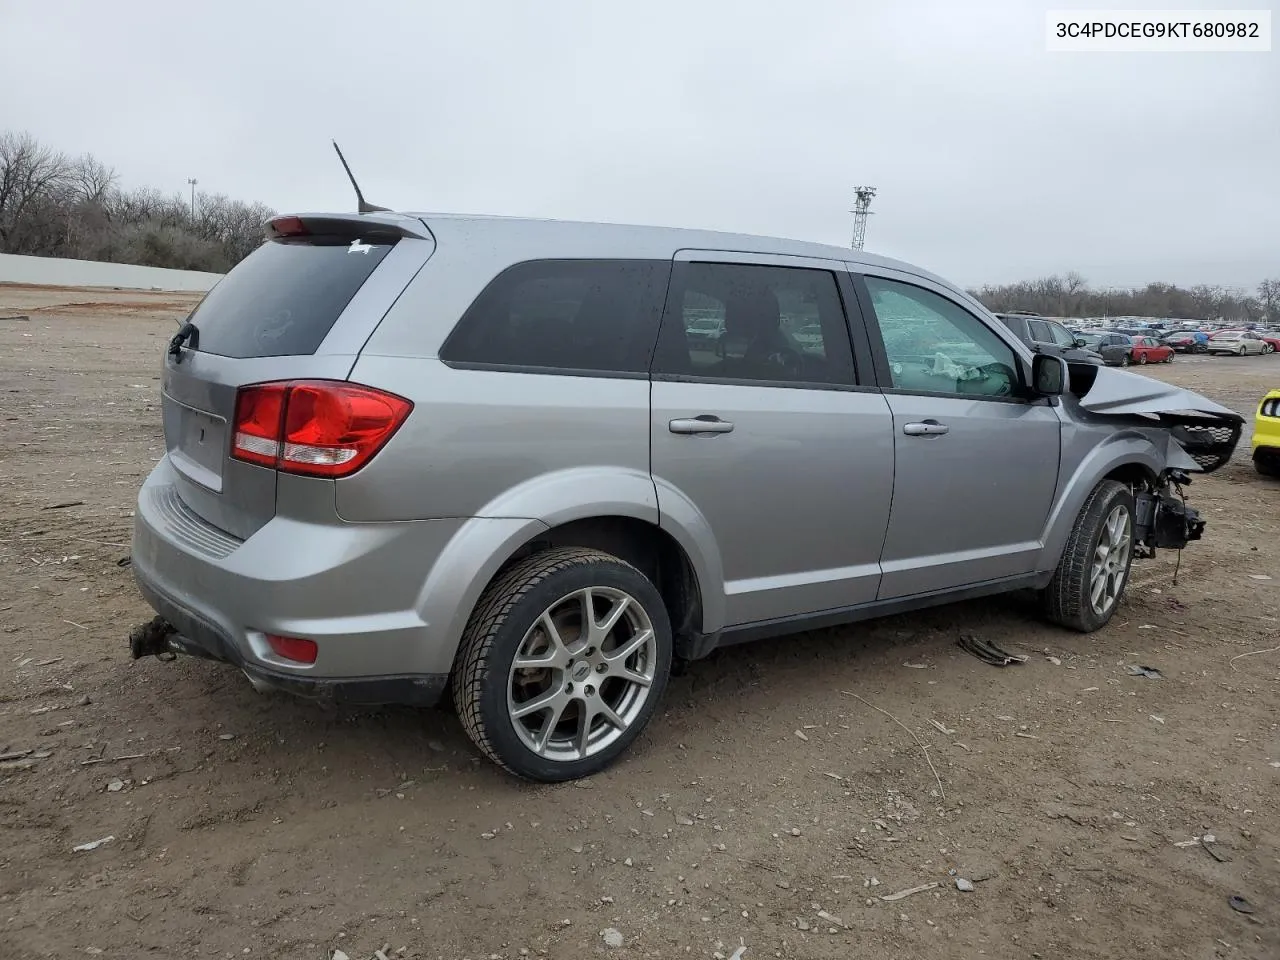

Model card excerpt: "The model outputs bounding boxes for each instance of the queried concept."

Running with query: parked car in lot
[1255,390,1280,477]
[994,314,1104,365]
[1078,331,1135,366]
[129,210,1243,781]
[1128,336,1175,365]
[1161,331,1209,354]
[1208,331,1269,355]
[1213,329,1278,354]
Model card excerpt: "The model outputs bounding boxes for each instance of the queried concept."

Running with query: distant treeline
[969,271,1278,325]
[3,128,1277,313]
[0,130,274,273]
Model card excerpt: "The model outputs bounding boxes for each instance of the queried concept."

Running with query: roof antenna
[331,140,390,214]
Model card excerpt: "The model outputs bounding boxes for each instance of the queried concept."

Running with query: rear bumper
[131,457,469,704]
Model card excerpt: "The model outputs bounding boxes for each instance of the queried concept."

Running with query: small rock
[106,779,124,793]
[956,878,975,892]
[623,857,634,867]
[481,832,496,840]
[794,730,809,741]
[78,695,92,706]
[218,733,235,741]
[790,827,802,837]
[570,844,584,854]
[796,918,810,931]
[600,895,614,904]
[676,816,694,826]
[601,928,624,948]
[331,951,350,960]
[426,739,445,752]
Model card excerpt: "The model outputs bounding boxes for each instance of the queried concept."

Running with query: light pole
[187,178,198,219]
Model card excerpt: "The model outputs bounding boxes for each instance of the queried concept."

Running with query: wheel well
[490,516,704,657]
[1104,463,1157,493]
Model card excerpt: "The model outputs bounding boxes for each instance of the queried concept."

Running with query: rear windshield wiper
[168,320,199,363]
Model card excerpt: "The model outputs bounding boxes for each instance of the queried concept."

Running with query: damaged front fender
[1074,366,1244,473]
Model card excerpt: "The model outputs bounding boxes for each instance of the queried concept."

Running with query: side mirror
[1074,337,1088,347]
[1032,353,1068,396]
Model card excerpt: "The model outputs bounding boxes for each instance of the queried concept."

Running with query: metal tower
[850,186,877,250]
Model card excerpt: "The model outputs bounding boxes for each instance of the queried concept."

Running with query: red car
[1128,336,1174,364]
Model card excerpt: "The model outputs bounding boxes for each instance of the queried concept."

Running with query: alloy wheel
[1089,504,1132,616]
[506,586,658,762]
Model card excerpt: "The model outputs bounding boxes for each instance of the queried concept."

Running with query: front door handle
[670,416,735,435]
[903,420,949,437]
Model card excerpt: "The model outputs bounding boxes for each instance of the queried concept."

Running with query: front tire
[452,548,672,782]
[1238,345,1247,356]
[1043,480,1136,633]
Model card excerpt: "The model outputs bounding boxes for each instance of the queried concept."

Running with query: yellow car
[1255,389,1280,477]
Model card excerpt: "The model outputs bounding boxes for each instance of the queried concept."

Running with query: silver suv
[130,211,1243,781]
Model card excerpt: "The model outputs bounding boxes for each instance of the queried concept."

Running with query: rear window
[189,236,396,358]
[440,259,671,374]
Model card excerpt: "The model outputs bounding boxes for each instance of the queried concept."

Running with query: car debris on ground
[958,634,1029,667]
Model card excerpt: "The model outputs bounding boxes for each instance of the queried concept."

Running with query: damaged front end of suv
[1067,363,1243,557]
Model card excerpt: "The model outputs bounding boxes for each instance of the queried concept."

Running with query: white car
[1208,331,1268,356]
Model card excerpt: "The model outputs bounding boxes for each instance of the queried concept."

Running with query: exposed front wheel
[452,548,672,781]
[1265,343,1275,354]
[1042,480,1135,632]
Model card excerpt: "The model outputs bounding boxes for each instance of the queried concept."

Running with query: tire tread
[1043,479,1130,632]
[452,547,639,777]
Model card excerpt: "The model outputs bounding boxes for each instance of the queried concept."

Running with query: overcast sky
[2,0,1275,289]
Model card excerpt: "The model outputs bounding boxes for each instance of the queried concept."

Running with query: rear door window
[190,237,396,358]
[651,262,856,387]
[440,259,670,374]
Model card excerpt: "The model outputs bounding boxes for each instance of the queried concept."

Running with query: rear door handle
[670,416,735,435]
[903,420,949,437]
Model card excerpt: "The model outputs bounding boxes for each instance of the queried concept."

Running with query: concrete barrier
[0,253,223,292]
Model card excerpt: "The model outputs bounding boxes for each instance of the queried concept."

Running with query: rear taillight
[232,380,412,478]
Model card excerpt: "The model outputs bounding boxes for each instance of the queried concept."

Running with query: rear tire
[1042,480,1135,633]
[1138,353,1148,364]
[1238,345,1247,356]
[452,547,672,782]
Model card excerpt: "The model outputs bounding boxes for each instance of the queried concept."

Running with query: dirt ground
[2,284,1278,960]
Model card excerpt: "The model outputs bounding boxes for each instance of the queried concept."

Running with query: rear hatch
[160,214,434,540]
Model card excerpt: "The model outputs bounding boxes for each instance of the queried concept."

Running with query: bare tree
[1259,279,1280,323]
[972,273,1271,325]
[0,131,73,253]
[0,129,274,271]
